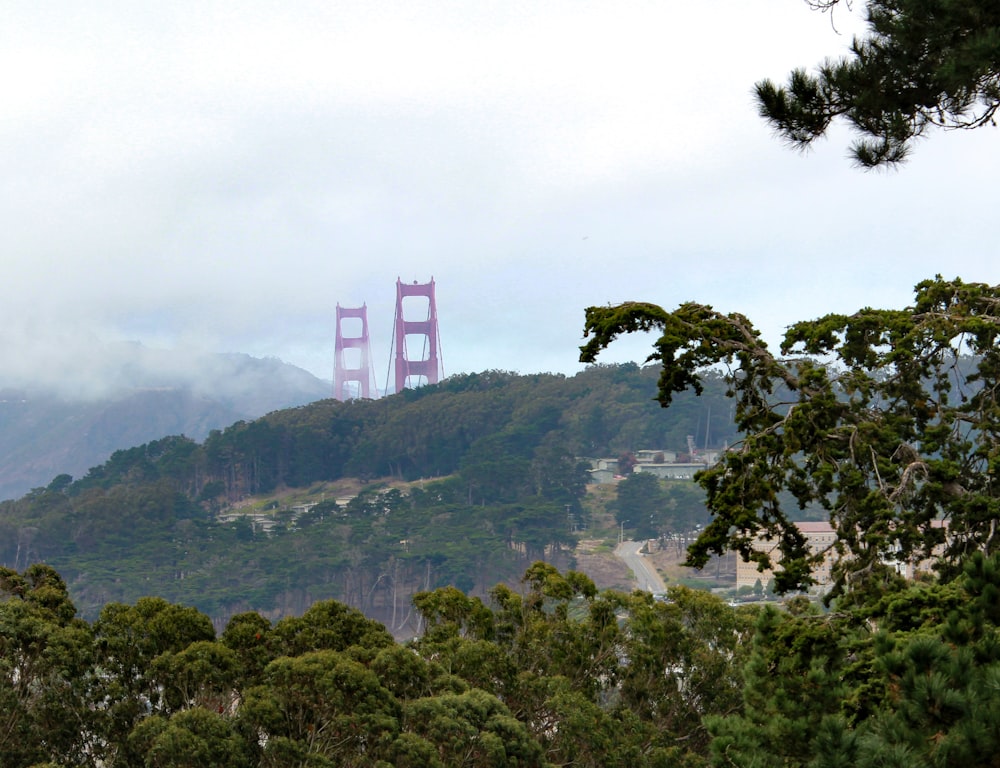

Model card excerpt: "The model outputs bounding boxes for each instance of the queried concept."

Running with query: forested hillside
[0,364,737,626]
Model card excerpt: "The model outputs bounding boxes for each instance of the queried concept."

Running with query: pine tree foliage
[758,0,1000,166]
[709,551,1000,768]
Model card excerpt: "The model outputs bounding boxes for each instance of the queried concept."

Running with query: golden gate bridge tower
[391,277,443,393]
[333,303,376,400]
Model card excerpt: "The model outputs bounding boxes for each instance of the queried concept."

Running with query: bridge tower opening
[334,303,376,400]
[391,277,443,393]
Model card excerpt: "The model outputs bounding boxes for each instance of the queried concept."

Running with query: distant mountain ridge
[0,350,330,500]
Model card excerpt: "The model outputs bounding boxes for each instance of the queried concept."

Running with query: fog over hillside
[1,327,327,400]
[0,341,330,500]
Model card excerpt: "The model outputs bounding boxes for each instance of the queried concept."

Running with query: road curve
[614,540,668,593]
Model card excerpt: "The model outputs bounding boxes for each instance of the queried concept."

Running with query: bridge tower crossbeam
[334,303,375,400]
[393,278,442,393]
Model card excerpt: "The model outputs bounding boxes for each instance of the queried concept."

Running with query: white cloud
[0,1,995,391]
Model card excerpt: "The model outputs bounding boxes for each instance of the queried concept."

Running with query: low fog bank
[0,332,330,404]
[0,339,332,501]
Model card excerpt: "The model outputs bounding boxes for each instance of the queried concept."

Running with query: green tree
[126,707,252,768]
[411,585,495,642]
[271,598,395,658]
[92,598,216,764]
[398,688,547,768]
[615,471,669,540]
[757,0,1000,166]
[663,480,711,537]
[581,277,1000,594]
[527,439,589,512]
[412,564,755,767]
[708,552,1000,768]
[220,611,275,690]
[0,567,98,767]
[459,434,532,505]
[706,604,859,768]
[239,650,400,767]
[837,552,1000,768]
[618,588,759,761]
[150,640,241,715]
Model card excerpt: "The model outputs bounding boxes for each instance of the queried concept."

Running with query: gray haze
[3,1,998,392]
[0,349,330,500]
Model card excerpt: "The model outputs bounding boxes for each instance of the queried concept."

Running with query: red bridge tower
[392,278,443,393]
[334,303,376,400]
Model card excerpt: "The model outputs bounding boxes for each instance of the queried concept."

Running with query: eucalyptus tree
[0,565,98,767]
[91,597,216,765]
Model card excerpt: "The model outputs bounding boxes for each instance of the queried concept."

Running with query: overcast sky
[3,1,998,396]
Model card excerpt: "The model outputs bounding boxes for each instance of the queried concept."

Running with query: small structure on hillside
[735,520,948,593]
[633,462,707,481]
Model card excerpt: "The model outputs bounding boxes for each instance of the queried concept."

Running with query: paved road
[614,540,668,593]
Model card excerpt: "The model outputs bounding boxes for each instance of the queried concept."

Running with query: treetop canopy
[581,276,1000,596]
